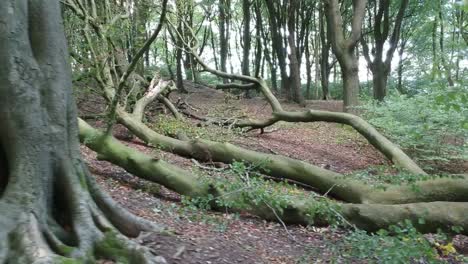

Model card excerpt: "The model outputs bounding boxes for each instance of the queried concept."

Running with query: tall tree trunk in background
[314,35,321,99]
[396,37,407,94]
[176,20,187,93]
[325,0,367,112]
[287,0,304,105]
[319,3,331,100]
[431,16,440,81]
[242,0,252,97]
[210,28,220,71]
[253,0,263,78]
[265,0,290,99]
[258,3,278,91]
[136,0,150,75]
[361,0,409,101]
[454,6,464,80]
[219,0,231,83]
[305,32,312,99]
[183,1,195,81]
[242,0,251,77]
[163,31,176,80]
[438,0,455,86]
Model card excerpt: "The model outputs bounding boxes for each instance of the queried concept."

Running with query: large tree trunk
[360,0,409,101]
[342,60,360,111]
[219,0,230,83]
[265,0,290,99]
[0,1,163,262]
[372,64,389,101]
[324,0,367,112]
[319,3,331,100]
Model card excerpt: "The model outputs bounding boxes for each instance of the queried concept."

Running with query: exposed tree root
[0,0,170,262]
[0,143,7,197]
[78,119,468,235]
[0,165,165,264]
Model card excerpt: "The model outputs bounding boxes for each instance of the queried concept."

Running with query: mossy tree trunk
[0,1,164,263]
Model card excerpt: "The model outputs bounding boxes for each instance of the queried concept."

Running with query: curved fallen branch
[114,111,468,205]
[171,25,426,175]
[78,119,468,235]
[236,108,427,175]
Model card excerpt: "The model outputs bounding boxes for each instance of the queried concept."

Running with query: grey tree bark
[324,0,367,112]
[0,1,163,262]
[361,0,409,101]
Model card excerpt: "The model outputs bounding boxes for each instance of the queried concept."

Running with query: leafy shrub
[183,161,340,225]
[359,88,467,164]
[345,165,465,189]
[330,221,440,263]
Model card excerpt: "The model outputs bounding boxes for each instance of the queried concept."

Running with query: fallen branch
[115,110,468,205]
[78,119,468,235]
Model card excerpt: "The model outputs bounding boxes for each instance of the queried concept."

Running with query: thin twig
[263,201,296,241]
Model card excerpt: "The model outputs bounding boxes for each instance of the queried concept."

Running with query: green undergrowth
[300,221,467,264]
[344,165,465,189]
[359,90,468,166]
[150,115,242,142]
[183,160,342,226]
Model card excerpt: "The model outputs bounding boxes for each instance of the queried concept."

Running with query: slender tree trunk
[265,0,290,99]
[360,0,409,101]
[287,1,304,105]
[319,4,331,100]
[305,37,312,100]
[396,40,406,94]
[219,0,230,83]
[133,0,149,75]
[176,29,187,93]
[242,0,252,97]
[438,0,455,86]
[241,0,251,77]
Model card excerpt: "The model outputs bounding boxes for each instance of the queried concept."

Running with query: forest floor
[79,82,467,263]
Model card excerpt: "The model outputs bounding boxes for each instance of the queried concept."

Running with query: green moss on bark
[94,232,146,264]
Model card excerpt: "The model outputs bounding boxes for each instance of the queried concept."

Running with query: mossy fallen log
[78,119,468,235]
[115,112,468,205]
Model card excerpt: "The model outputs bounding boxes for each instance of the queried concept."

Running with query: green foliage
[181,160,341,226]
[183,160,297,212]
[346,165,464,189]
[300,221,450,264]
[334,221,439,263]
[94,231,145,264]
[359,89,467,164]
